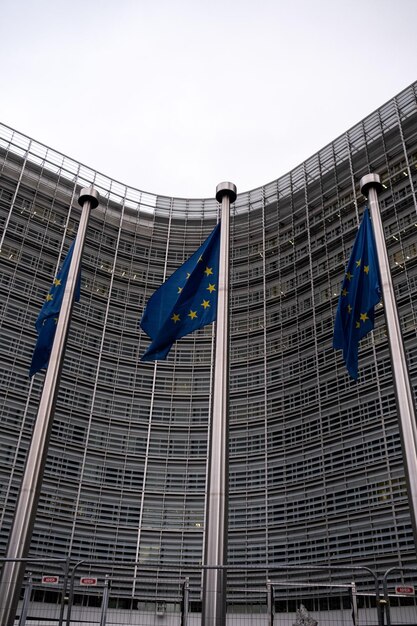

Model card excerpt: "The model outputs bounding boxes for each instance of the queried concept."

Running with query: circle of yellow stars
[171,260,216,324]
[341,258,371,328]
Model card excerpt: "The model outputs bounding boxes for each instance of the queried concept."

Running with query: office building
[1,82,417,613]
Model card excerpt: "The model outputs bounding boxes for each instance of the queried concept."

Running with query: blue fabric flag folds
[333,208,381,380]
[29,242,81,377]
[140,222,221,361]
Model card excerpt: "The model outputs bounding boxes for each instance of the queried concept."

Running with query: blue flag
[29,242,81,377]
[140,222,221,361]
[333,208,381,380]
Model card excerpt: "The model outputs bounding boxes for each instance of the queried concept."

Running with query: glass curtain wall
[0,82,417,604]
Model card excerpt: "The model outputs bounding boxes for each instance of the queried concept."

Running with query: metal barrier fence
[382,566,417,626]
[2,558,417,625]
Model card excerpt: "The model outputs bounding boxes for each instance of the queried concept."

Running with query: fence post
[378,595,389,626]
[99,575,110,626]
[181,577,190,626]
[382,569,393,626]
[266,579,274,626]
[350,581,358,626]
[65,560,85,626]
[58,557,70,626]
[18,571,32,626]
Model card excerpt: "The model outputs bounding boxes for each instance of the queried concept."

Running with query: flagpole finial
[360,173,383,198]
[216,182,237,204]
[78,186,100,209]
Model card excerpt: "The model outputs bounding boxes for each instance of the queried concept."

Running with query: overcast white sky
[1,0,417,198]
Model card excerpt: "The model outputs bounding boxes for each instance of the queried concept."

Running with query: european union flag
[29,242,81,377]
[140,222,221,361]
[333,208,381,380]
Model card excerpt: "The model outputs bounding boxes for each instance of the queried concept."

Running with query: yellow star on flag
[356,259,361,267]
[53,278,61,286]
[201,300,210,309]
[46,294,53,302]
[364,265,369,274]
[342,288,348,297]
[207,283,216,293]
[188,310,197,320]
[360,312,369,323]
[346,272,353,281]
[204,266,213,276]
[171,313,180,323]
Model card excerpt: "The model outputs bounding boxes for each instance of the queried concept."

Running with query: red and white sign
[80,577,98,586]
[42,575,60,585]
[395,585,415,595]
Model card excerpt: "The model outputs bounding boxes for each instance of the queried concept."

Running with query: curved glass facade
[1,82,417,603]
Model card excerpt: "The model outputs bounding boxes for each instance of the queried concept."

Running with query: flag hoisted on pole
[333,207,381,379]
[140,222,221,361]
[140,182,236,625]
[0,186,99,626]
[359,173,417,554]
[29,241,82,377]
[202,182,236,626]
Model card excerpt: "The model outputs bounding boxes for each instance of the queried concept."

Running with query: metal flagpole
[360,173,417,550]
[202,182,236,626]
[0,186,99,626]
